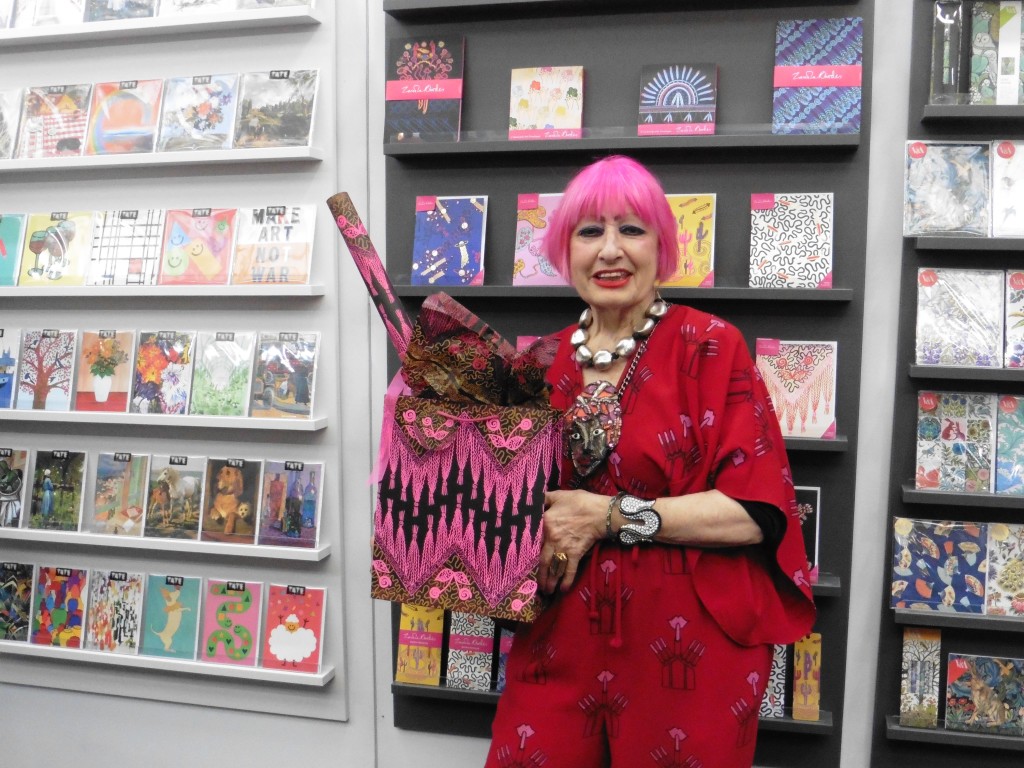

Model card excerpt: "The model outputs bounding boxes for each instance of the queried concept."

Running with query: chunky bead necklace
[570,296,670,371]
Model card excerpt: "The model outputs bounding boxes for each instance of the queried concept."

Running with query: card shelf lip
[907,365,1024,382]
[391,285,854,302]
[886,715,1024,751]
[784,435,849,452]
[900,483,1024,510]
[0,410,327,432]
[383,0,854,17]
[0,146,323,174]
[892,609,1024,634]
[0,5,321,48]
[0,639,335,687]
[922,104,1024,122]
[0,284,326,298]
[912,236,1024,251]
[812,572,842,597]
[0,527,331,561]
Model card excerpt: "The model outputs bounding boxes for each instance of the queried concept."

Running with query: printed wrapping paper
[891,517,987,613]
[904,141,991,236]
[915,268,1004,368]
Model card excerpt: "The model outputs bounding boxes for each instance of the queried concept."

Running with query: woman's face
[568,209,659,315]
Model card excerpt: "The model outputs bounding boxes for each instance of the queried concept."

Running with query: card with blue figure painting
[14,329,77,412]
[257,459,322,548]
[84,0,156,21]
[0,561,33,641]
[30,565,88,648]
[891,517,987,613]
[0,329,19,409]
[996,395,1024,495]
[140,574,201,660]
[27,449,87,532]
[85,79,163,155]
[85,569,145,654]
[158,208,236,285]
[411,195,486,286]
[915,267,1003,368]
[83,452,149,536]
[199,578,262,667]
[157,74,239,152]
[261,583,326,673]
[188,331,256,416]
[512,193,567,287]
[904,141,990,236]
[638,63,717,136]
[0,448,28,528]
[985,523,1024,614]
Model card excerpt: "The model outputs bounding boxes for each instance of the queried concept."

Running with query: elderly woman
[486,156,816,768]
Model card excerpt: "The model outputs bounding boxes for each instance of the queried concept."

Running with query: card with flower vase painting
[891,517,987,613]
[139,574,201,660]
[27,449,87,532]
[85,569,145,654]
[257,459,322,548]
[445,611,494,691]
[0,448,28,528]
[996,395,1024,495]
[144,455,205,540]
[74,330,134,412]
[385,35,464,144]
[0,561,33,641]
[0,213,26,285]
[985,523,1024,614]
[508,66,584,140]
[904,141,990,236]
[0,328,19,409]
[638,63,717,136]
[1006,270,1024,367]
[199,578,262,667]
[157,74,239,152]
[0,89,21,160]
[85,79,163,155]
[755,339,837,439]
[248,331,319,419]
[15,329,77,412]
[129,330,196,415]
[233,69,318,148]
[30,565,88,648]
[15,84,91,158]
[83,452,149,536]
[188,331,256,417]
[915,391,997,492]
[261,583,326,673]
[231,204,315,285]
[86,210,165,286]
[916,268,1003,368]
[663,193,715,287]
[411,195,486,287]
[17,211,94,287]
[945,653,1024,735]
[201,457,262,545]
[749,192,833,289]
[511,193,567,287]
[158,208,236,285]
[899,627,941,728]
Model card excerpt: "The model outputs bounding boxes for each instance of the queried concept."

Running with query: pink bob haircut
[543,155,679,282]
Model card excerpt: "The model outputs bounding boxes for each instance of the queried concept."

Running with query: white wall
[3,2,913,767]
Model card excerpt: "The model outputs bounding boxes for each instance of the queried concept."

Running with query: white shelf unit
[0,284,326,297]
[0,410,328,431]
[0,146,324,174]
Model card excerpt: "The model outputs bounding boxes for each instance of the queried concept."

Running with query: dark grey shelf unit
[384,3,872,764]
[870,4,1024,766]
[894,610,1024,634]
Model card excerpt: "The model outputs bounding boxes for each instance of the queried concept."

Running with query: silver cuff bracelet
[617,495,661,545]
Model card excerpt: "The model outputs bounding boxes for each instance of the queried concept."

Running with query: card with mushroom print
[260,584,326,673]
[891,517,987,613]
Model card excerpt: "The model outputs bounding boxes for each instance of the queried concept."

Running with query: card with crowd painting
[0,329,19,409]
[261,583,326,673]
[891,517,987,613]
[129,330,196,415]
[201,457,262,544]
[0,448,28,529]
[139,574,201,660]
[188,331,256,417]
[257,459,322,548]
[249,331,319,418]
[30,565,88,648]
[85,569,145,654]
[83,452,149,536]
[199,579,262,667]
[27,450,87,532]
[0,561,33,641]
[144,454,205,539]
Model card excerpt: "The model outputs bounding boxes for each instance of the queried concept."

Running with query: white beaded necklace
[570,296,670,371]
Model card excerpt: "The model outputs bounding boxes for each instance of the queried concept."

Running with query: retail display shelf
[893,609,1024,634]
[922,104,1024,122]
[392,285,854,302]
[908,365,1024,383]
[913,236,1024,251]
[901,483,1024,510]
[812,573,841,598]
[886,715,1024,751]
[0,528,331,562]
[0,146,323,174]
[784,436,849,453]
[383,0,852,18]
[0,5,320,47]
[0,284,326,298]
[383,132,860,157]
[0,410,327,432]
[0,641,335,687]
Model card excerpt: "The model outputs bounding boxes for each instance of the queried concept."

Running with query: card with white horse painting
[144,454,206,540]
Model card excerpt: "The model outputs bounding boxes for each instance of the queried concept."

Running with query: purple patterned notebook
[772,17,863,135]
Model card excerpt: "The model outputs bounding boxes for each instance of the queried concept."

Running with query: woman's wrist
[605,492,625,540]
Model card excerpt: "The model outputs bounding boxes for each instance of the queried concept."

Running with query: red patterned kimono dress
[486,304,816,768]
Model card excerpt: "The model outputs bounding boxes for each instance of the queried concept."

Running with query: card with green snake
[199,578,262,667]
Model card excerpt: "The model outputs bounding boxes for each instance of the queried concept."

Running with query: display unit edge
[900,482,1024,510]
[921,104,1024,122]
[383,0,856,16]
[0,5,321,48]
[784,435,849,452]
[0,146,323,175]
[0,285,327,298]
[812,573,842,597]
[0,411,328,432]
[912,236,1024,251]
[0,640,335,687]
[886,715,1024,751]
[907,365,1024,382]
[393,285,854,301]
[892,609,1024,634]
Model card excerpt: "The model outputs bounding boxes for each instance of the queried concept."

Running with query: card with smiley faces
[158,208,237,285]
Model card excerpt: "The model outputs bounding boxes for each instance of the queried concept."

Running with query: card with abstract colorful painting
[899,627,941,728]
[0,89,21,160]
[188,331,256,417]
[85,569,145,654]
[233,69,318,148]
[985,523,1024,615]
[74,330,134,412]
[638,63,717,136]
[16,84,92,158]
[257,459,322,548]
[144,454,205,539]
[201,457,262,545]
[891,517,987,613]
[749,193,834,289]
[946,653,1024,736]
[157,74,239,152]
[26,449,87,532]
[511,193,567,287]
[248,331,319,419]
[385,36,464,144]
[85,210,165,286]
[754,339,837,439]
[0,561,33,641]
[158,208,236,285]
[915,391,997,493]
[261,583,326,673]
[410,195,486,286]
[996,394,1024,495]
[85,79,163,155]
[199,578,262,667]
[0,448,28,528]
[139,574,201,660]
[17,211,94,287]
[663,193,715,287]
[508,66,584,140]
[14,329,77,412]
[915,268,1003,368]
[129,330,197,415]
[83,452,149,536]
[231,204,315,285]
[30,565,88,648]
[0,328,19,409]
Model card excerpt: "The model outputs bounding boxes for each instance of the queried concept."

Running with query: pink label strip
[773,65,862,88]
[385,78,464,101]
[399,630,443,649]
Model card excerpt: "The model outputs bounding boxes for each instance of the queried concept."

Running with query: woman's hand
[538,489,607,594]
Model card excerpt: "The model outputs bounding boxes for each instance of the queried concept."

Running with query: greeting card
[199,579,262,667]
[394,603,443,686]
[139,574,201,660]
[899,627,941,728]
[754,339,837,439]
[385,36,464,143]
[663,193,715,287]
[445,611,494,691]
[749,193,834,289]
[995,395,1024,494]
[74,330,134,412]
[511,193,568,287]
[508,66,583,140]
[904,141,990,236]
[17,211,94,287]
[410,195,486,286]
[915,391,997,492]
[946,653,1024,735]
[1006,270,1024,367]
[84,452,148,536]
[261,584,326,673]
[985,523,1024,614]
[915,268,1003,368]
[891,517,987,613]
[638,63,717,136]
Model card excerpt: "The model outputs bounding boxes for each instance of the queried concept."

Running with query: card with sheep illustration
[199,579,262,667]
[261,583,326,673]
[200,457,262,545]
[139,574,201,660]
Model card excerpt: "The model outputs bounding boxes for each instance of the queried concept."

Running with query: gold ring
[549,551,568,578]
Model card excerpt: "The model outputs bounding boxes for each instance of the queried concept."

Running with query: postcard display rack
[0,6,350,723]
[870,2,1024,764]
[382,1,873,765]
